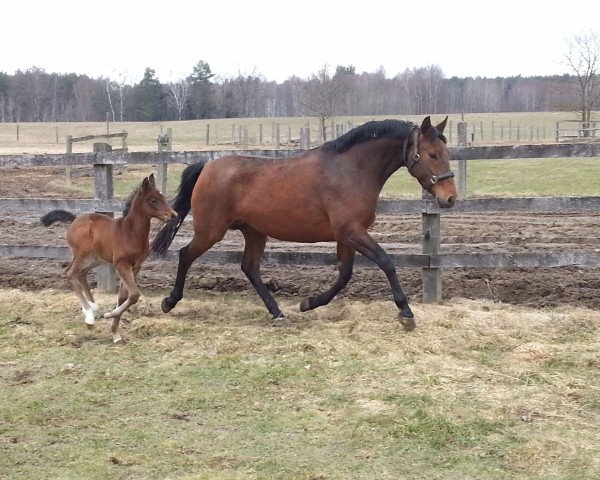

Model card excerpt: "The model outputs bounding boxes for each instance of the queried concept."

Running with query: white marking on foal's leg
[82,308,96,326]
[89,302,100,313]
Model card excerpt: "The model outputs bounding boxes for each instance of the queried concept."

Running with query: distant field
[0,112,598,199]
[0,111,580,154]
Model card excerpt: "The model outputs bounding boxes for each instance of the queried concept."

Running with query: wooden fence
[1,142,600,302]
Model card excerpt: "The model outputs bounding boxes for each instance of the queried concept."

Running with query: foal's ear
[142,174,156,191]
[420,116,432,135]
[436,116,448,133]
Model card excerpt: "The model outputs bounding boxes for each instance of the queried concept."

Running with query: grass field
[2,289,600,479]
[0,111,582,154]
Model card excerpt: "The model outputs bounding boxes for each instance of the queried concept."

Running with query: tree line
[0,60,590,124]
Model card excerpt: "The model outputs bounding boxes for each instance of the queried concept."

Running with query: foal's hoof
[399,313,416,332]
[272,314,290,328]
[161,298,174,313]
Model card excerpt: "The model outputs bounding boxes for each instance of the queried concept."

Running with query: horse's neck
[349,140,404,188]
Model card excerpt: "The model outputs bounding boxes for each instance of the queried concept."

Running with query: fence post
[206,124,210,146]
[65,135,73,187]
[422,194,442,303]
[156,128,170,195]
[456,122,468,198]
[93,146,117,293]
[300,126,311,150]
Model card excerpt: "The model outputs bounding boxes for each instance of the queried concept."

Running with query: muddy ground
[0,166,599,310]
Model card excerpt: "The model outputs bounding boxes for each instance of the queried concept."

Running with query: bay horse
[151,117,457,329]
[41,174,177,342]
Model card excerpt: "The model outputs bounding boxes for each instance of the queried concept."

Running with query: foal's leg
[300,242,355,312]
[344,225,415,329]
[78,266,100,315]
[239,226,285,325]
[107,283,130,344]
[64,257,96,327]
[103,264,140,320]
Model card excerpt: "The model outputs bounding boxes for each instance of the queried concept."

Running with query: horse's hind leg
[162,230,224,313]
[240,226,285,325]
[78,267,100,315]
[300,242,355,312]
[64,258,96,327]
[344,225,415,329]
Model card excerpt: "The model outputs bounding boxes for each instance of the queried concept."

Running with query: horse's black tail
[151,161,207,255]
[40,209,76,227]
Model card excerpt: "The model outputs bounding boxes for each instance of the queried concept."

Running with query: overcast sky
[3,0,599,83]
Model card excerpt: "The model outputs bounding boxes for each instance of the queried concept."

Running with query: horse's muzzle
[436,195,455,208]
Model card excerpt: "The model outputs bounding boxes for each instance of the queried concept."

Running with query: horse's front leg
[103,264,139,322]
[106,283,130,344]
[344,225,416,330]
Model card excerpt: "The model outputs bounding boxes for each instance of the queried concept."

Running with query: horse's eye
[430,152,438,160]
[150,198,158,205]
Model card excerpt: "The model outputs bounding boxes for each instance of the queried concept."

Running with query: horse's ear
[142,177,150,190]
[436,116,448,133]
[148,173,156,186]
[420,116,432,135]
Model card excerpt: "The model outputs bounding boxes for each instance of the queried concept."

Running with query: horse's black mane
[320,120,415,154]
[319,119,446,154]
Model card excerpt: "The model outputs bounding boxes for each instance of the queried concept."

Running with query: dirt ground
[1,166,599,311]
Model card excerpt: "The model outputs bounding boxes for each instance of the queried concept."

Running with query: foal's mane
[121,185,142,217]
[319,119,446,154]
[320,120,416,154]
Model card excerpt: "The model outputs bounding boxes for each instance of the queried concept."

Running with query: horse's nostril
[447,196,455,207]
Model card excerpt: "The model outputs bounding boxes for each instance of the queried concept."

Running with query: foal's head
[408,116,458,208]
[127,174,178,222]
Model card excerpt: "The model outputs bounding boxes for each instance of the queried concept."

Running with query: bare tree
[564,30,600,135]
[167,79,191,121]
[104,78,117,122]
[298,65,345,140]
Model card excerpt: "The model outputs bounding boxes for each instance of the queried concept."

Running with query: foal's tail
[151,160,207,255]
[40,209,76,227]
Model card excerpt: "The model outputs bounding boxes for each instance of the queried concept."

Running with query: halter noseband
[404,126,455,190]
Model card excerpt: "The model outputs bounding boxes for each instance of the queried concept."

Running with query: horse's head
[140,174,178,222]
[406,116,457,208]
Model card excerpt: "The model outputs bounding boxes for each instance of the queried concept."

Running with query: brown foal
[42,174,177,342]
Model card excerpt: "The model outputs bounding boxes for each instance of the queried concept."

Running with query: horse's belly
[248,216,335,243]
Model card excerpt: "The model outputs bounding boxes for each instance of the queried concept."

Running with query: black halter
[404,126,455,190]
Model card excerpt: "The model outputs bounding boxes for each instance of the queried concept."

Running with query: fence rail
[1,143,599,302]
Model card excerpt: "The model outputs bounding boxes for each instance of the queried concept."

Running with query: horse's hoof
[102,312,113,319]
[161,298,173,313]
[299,298,312,312]
[399,314,416,332]
[86,323,95,330]
[113,336,124,344]
[272,314,290,327]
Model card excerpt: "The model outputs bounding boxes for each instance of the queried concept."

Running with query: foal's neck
[121,193,152,236]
